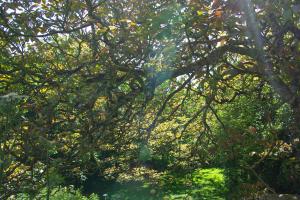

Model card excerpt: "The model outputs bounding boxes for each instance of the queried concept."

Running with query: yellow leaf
[129,21,137,27]
[109,25,117,31]
[175,133,181,139]
[197,10,204,16]
[97,27,108,34]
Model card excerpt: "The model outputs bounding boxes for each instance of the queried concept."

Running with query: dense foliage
[1,0,300,199]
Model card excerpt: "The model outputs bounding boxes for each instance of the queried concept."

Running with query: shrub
[161,168,228,200]
[11,186,99,200]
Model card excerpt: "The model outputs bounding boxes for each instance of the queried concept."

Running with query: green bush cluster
[11,186,99,200]
[161,168,227,200]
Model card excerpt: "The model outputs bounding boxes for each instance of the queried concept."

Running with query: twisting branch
[145,74,194,142]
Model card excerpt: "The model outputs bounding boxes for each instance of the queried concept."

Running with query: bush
[161,168,228,200]
[11,186,99,200]
[191,168,227,200]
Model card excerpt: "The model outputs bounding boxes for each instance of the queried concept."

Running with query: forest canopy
[0,0,300,199]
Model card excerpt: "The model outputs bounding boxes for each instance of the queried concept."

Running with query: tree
[1,0,300,198]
